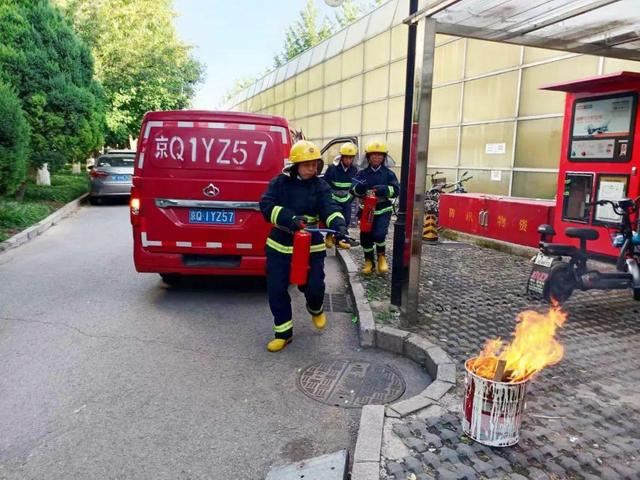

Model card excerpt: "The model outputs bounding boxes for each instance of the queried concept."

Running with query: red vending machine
[542,71,640,257]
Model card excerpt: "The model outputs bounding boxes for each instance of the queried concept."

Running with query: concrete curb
[335,249,456,479]
[0,193,88,254]
[440,228,538,259]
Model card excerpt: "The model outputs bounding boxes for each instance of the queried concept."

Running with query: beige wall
[234,30,640,200]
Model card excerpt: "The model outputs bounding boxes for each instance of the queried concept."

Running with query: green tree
[335,0,385,28]
[55,0,204,147]
[0,0,105,172]
[274,0,333,66]
[0,81,30,195]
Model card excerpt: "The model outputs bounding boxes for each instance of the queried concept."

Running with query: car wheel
[89,196,101,205]
[160,273,181,286]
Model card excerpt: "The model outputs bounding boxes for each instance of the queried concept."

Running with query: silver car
[89,150,135,204]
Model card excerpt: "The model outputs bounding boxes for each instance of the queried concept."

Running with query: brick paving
[347,234,640,480]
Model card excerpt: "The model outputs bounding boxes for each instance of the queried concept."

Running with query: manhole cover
[297,360,406,408]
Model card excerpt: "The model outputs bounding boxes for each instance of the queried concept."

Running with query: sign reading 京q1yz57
[147,126,279,170]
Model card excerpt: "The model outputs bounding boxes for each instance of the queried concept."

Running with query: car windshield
[97,155,135,167]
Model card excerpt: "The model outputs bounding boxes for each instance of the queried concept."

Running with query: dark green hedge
[0,81,30,195]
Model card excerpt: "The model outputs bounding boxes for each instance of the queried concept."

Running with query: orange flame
[469,303,567,383]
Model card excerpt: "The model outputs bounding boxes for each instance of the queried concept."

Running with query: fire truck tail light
[130,197,140,215]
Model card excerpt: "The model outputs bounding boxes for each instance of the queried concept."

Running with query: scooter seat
[542,243,579,257]
[566,227,599,241]
[537,224,556,236]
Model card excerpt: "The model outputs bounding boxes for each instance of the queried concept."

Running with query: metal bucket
[461,358,529,447]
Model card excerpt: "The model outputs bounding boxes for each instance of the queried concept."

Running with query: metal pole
[401,18,436,326]
[390,0,418,307]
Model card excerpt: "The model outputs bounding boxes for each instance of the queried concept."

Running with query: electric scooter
[527,196,640,303]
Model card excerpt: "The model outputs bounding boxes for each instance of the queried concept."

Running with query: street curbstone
[424,346,453,379]
[375,326,410,355]
[0,193,88,254]
[388,395,434,418]
[421,380,454,401]
[349,277,370,310]
[437,363,456,384]
[339,248,359,274]
[385,406,401,419]
[350,461,379,480]
[354,405,385,464]
[357,307,376,347]
[404,334,437,366]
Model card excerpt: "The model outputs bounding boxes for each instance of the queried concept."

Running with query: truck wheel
[160,273,181,286]
[544,262,575,304]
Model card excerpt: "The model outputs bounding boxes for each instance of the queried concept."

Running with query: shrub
[0,81,30,196]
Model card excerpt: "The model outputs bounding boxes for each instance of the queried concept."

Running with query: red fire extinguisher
[360,192,377,233]
[289,229,311,285]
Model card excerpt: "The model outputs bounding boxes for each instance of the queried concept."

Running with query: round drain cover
[297,360,406,408]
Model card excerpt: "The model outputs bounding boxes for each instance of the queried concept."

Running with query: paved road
[0,203,429,480]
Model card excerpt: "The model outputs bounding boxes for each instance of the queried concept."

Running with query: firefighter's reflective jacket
[351,165,401,215]
[323,163,358,204]
[260,174,346,255]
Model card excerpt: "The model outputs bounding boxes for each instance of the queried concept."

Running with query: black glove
[353,182,367,196]
[374,185,389,198]
[290,215,306,231]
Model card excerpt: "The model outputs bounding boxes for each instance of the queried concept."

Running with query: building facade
[228,0,640,199]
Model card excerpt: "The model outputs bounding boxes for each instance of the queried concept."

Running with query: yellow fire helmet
[339,142,358,156]
[364,140,389,154]
[284,139,324,175]
[289,140,322,164]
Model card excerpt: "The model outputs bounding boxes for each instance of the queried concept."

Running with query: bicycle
[424,171,473,223]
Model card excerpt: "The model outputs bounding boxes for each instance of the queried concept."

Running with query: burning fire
[469,303,567,383]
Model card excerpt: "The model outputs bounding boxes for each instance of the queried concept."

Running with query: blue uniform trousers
[360,211,392,261]
[266,252,325,339]
[340,199,354,228]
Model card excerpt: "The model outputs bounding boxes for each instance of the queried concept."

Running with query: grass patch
[0,201,55,241]
[23,173,89,204]
[0,172,88,242]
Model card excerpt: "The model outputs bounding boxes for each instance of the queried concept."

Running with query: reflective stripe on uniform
[375,241,386,247]
[363,246,374,253]
[271,205,283,224]
[307,304,323,315]
[267,238,293,254]
[332,193,352,203]
[310,243,326,253]
[388,186,394,197]
[326,211,344,227]
[374,206,394,215]
[274,320,293,333]
[304,215,319,223]
[267,237,326,254]
[332,181,352,188]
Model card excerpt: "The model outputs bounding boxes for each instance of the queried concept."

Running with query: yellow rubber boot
[337,240,351,249]
[362,259,374,275]
[377,254,389,274]
[267,338,292,352]
[312,312,326,330]
[325,234,335,248]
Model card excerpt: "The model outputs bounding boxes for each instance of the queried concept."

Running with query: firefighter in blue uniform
[260,140,348,352]
[351,140,400,275]
[322,142,358,249]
